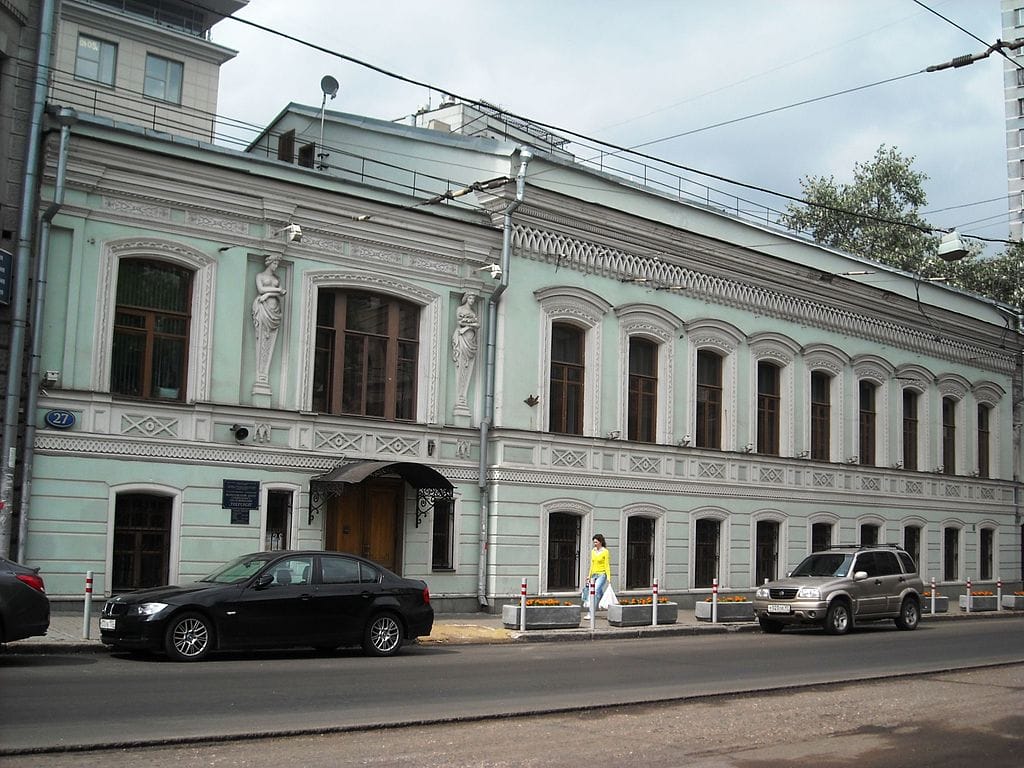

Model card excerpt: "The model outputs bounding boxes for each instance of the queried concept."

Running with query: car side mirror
[254,573,274,590]
[853,571,868,581]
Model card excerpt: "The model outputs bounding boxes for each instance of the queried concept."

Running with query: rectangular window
[264,490,292,551]
[977,404,990,479]
[298,142,316,168]
[625,516,655,589]
[756,362,780,455]
[1016,7,1024,26]
[754,520,779,584]
[810,372,831,461]
[693,518,720,588]
[144,54,183,104]
[858,381,876,466]
[75,35,117,85]
[696,351,722,449]
[546,513,581,591]
[942,397,957,475]
[902,390,918,471]
[627,338,657,442]
[980,528,994,581]
[549,323,585,435]
[278,130,295,163]
[860,523,879,547]
[312,290,419,421]
[903,525,921,569]
[431,499,454,571]
[1018,70,1024,88]
[943,527,959,581]
[811,522,832,552]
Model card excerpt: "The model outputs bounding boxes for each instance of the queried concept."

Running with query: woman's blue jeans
[582,573,607,612]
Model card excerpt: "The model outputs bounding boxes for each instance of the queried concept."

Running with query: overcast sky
[212,1,1010,251]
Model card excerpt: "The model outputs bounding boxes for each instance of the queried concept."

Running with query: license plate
[767,604,792,614]
[100,618,116,630]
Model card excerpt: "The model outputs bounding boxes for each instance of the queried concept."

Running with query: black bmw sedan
[100,551,433,660]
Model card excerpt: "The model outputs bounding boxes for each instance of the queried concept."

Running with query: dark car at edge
[0,556,50,644]
[100,550,433,660]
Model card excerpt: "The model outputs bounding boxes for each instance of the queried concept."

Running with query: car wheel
[164,612,213,661]
[824,601,851,635]
[895,597,920,631]
[758,616,784,634]
[363,612,403,657]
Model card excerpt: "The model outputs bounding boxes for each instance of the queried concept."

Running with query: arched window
[627,338,658,442]
[550,322,586,435]
[977,403,991,479]
[902,389,920,471]
[858,380,878,466]
[810,371,832,461]
[942,397,957,475]
[110,259,192,401]
[696,350,723,449]
[313,290,419,420]
[625,515,656,589]
[756,361,781,455]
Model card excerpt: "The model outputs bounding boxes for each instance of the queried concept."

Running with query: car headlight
[796,587,821,600]
[755,587,770,599]
[132,602,169,617]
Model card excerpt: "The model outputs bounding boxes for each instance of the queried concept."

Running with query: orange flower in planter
[921,591,944,598]
[524,598,574,606]
[703,595,750,603]
[970,590,994,596]
[1014,591,1024,597]
[620,597,670,605]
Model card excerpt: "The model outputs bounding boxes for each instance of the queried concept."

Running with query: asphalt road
[1,617,1022,755]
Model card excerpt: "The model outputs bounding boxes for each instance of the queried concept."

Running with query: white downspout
[477,148,532,608]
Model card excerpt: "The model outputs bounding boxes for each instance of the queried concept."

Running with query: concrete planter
[695,600,754,622]
[606,602,678,627]
[921,596,948,614]
[959,595,998,612]
[1001,595,1024,610]
[502,604,581,630]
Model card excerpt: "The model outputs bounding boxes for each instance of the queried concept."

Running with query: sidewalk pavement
[4,604,1016,654]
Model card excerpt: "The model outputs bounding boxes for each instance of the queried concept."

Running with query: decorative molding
[102,196,171,221]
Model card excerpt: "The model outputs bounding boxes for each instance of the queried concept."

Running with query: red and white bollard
[83,570,94,639]
[712,577,719,624]
[589,579,596,630]
[930,576,936,615]
[520,577,527,632]
[966,577,973,613]
[997,579,1003,612]
[652,579,659,627]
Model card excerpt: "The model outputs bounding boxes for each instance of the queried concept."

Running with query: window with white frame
[693,517,722,588]
[979,526,995,581]
[810,371,832,461]
[942,396,957,475]
[756,361,781,455]
[943,526,960,581]
[144,53,183,104]
[977,403,991,479]
[76,35,117,85]
[431,497,455,571]
[627,338,658,442]
[902,389,920,471]
[903,524,922,570]
[858,380,878,466]
[811,520,833,551]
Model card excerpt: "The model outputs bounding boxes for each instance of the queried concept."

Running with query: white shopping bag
[598,583,618,609]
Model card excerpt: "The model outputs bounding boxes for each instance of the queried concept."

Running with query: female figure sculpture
[252,254,286,388]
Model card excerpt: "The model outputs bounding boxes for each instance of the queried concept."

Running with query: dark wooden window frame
[756,361,781,455]
[549,322,585,435]
[942,396,957,475]
[627,337,658,443]
[810,371,831,462]
[695,350,723,450]
[902,389,919,471]
[858,380,877,466]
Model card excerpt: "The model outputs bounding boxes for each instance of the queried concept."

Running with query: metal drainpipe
[16,107,77,563]
[0,0,57,558]
[477,148,532,608]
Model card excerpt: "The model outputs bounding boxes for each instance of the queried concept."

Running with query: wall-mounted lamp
[427,439,436,456]
[796,450,810,458]
[678,436,690,447]
[934,466,944,474]
[892,461,903,470]
[742,443,754,453]
[937,230,970,262]
[606,430,621,440]
[478,264,502,280]
[230,424,250,442]
[847,456,859,464]
[41,370,60,387]
[524,394,540,407]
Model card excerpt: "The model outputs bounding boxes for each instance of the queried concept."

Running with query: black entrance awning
[309,460,454,526]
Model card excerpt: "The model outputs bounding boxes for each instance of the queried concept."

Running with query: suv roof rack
[824,543,907,551]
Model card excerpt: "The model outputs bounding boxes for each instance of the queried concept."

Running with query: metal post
[520,577,527,632]
[966,577,972,613]
[712,577,719,623]
[930,576,936,615]
[652,579,659,627]
[997,579,1003,612]
[589,579,596,630]
[83,571,93,639]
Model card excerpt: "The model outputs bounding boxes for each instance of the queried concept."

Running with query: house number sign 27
[44,410,76,429]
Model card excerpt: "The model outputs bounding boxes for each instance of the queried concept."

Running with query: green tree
[782,144,1022,309]
[781,145,938,272]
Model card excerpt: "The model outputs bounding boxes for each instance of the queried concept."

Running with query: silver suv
[753,545,924,635]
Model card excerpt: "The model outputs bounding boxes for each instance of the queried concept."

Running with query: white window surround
[855,515,886,545]
[94,238,216,401]
[686,319,743,451]
[748,332,799,457]
[614,303,682,444]
[975,523,1000,582]
[750,509,787,587]
[937,374,969,475]
[940,520,966,584]
[900,518,928,575]
[895,363,934,470]
[538,498,594,596]
[429,492,463,573]
[534,286,612,436]
[689,507,731,590]
[258,483,300,552]
[972,381,1006,479]
[619,503,668,592]
[297,270,442,424]
[105,483,182,597]
[803,344,849,463]
[806,512,840,556]
[853,355,895,468]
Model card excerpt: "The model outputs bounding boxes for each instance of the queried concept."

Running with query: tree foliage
[781,144,1022,310]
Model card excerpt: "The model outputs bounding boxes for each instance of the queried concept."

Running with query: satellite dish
[320,75,339,100]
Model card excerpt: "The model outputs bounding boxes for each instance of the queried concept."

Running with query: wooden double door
[324,479,403,572]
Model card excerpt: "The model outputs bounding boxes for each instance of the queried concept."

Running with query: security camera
[230,424,250,442]
[476,264,502,280]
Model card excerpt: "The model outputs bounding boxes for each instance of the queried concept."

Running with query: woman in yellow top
[582,533,611,615]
